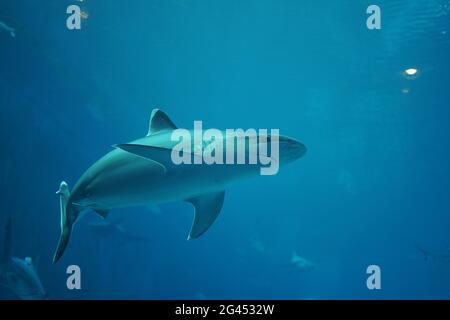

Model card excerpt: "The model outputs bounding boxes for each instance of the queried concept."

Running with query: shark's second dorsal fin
[186,191,225,240]
[147,109,177,136]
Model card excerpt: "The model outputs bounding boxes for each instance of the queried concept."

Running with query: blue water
[1,0,450,299]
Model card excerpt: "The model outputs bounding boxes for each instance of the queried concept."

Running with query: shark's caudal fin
[1,216,12,263]
[10,31,15,38]
[186,191,225,240]
[53,181,75,263]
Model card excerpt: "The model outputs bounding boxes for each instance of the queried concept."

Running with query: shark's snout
[279,136,307,163]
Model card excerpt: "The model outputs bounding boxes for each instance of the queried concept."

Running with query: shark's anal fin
[186,191,225,240]
[147,109,177,136]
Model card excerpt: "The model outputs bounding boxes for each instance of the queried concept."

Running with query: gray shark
[0,21,15,38]
[415,244,450,261]
[53,109,306,262]
[291,252,315,272]
[0,217,47,300]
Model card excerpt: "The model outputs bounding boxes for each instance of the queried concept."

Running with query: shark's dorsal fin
[147,109,177,136]
[186,191,225,240]
[1,216,12,263]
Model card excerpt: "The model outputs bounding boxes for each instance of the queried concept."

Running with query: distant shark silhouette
[291,252,315,272]
[415,244,450,261]
[88,219,151,245]
[0,21,15,37]
[0,217,47,300]
[53,109,306,262]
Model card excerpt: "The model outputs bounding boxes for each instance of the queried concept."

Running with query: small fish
[0,21,15,38]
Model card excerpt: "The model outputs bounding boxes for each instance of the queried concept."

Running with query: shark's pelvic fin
[72,202,110,219]
[186,190,225,240]
[147,109,177,136]
[1,216,12,263]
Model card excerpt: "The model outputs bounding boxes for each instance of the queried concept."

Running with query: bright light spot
[404,68,418,76]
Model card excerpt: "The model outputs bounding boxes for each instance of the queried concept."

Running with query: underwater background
[0,0,449,299]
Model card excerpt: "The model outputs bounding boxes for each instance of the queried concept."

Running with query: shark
[0,21,15,38]
[415,244,450,262]
[53,109,307,262]
[0,217,47,300]
[291,252,315,272]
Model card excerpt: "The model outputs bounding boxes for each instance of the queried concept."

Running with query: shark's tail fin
[1,216,12,263]
[10,30,15,38]
[53,181,75,263]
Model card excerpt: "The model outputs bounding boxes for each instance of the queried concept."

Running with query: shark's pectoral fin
[114,144,170,171]
[186,191,225,240]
